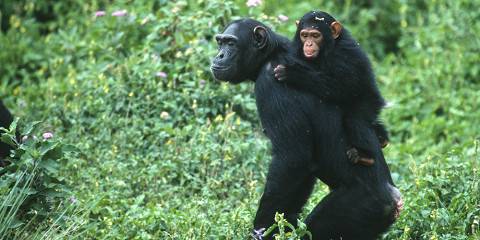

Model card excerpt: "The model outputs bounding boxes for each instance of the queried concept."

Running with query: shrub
[0,119,79,238]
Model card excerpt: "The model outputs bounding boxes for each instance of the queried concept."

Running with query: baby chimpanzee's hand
[274,64,287,82]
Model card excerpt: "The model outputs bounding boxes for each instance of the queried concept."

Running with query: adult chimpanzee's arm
[253,74,318,238]
[252,111,317,234]
[253,142,317,240]
[253,159,316,234]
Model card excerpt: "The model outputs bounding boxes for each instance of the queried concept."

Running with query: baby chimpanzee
[274,11,389,165]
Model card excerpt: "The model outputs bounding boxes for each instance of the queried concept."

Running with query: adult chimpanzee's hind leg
[304,184,396,240]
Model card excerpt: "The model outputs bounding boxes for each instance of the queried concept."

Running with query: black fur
[211,19,400,240]
[281,11,389,158]
[0,100,14,163]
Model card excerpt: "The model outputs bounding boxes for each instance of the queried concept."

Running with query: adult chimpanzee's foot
[388,184,404,220]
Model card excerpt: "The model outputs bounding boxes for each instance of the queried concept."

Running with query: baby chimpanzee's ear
[330,21,342,39]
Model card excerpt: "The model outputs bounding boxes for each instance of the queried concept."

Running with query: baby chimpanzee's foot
[347,148,374,166]
[358,157,375,166]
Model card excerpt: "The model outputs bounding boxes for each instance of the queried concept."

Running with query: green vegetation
[0,0,479,239]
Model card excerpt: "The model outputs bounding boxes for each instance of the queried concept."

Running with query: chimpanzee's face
[211,21,270,84]
[300,28,323,59]
[211,24,244,83]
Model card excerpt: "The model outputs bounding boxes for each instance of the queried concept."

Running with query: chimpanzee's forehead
[223,23,240,36]
[301,17,326,29]
[299,11,335,29]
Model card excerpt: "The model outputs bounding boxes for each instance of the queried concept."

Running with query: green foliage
[0,119,80,238]
[385,148,480,239]
[0,0,479,239]
[262,213,312,240]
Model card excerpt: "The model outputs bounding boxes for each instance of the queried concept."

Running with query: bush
[0,119,80,238]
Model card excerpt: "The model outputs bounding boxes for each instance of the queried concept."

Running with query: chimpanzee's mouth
[304,51,317,59]
[210,64,231,71]
[210,64,233,81]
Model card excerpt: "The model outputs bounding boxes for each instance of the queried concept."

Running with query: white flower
[112,10,127,17]
[278,15,289,22]
[246,0,262,7]
[160,111,170,120]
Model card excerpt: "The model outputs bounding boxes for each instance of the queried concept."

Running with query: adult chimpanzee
[274,11,389,166]
[211,19,402,240]
[0,100,14,165]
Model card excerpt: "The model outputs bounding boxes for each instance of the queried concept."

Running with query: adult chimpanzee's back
[211,18,402,240]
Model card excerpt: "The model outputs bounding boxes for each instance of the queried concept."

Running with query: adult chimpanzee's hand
[273,64,287,82]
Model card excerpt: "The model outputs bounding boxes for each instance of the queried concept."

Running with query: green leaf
[0,133,16,147]
[8,218,24,229]
[38,159,59,174]
[39,141,60,157]
[21,121,42,136]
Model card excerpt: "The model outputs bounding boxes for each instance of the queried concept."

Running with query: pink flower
[246,0,262,7]
[156,71,167,78]
[42,132,53,140]
[95,11,106,17]
[112,10,128,17]
[278,14,289,22]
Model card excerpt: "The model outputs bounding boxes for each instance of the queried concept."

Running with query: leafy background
[0,0,479,239]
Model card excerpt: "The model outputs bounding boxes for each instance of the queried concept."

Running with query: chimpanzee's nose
[218,53,225,59]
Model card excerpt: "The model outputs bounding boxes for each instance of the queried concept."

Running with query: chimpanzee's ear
[330,21,342,39]
[253,26,268,49]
